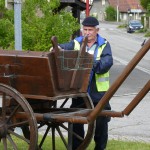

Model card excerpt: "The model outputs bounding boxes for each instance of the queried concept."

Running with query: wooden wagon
[0,36,96,150]
[0,36,150,150]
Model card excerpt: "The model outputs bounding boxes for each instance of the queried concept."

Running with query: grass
[117,24,127,28]
[88,139,150,150]
[107,140,150,150]
[144,29,150,37]
[1,135,150,150]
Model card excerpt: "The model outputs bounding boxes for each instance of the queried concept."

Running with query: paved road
[109,62,150,142]
[99,22,150,143]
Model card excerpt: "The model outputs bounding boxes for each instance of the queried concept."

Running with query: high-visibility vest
[74,39,109,92]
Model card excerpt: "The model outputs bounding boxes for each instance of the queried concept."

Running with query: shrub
[105,6,116,21]
[0,0,80,51]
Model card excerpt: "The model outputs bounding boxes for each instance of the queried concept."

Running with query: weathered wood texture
[0,43,93,99]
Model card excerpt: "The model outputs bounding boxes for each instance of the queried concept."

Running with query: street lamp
[127,9,130,23]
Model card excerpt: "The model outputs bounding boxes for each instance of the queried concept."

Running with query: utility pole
[5,0,22,50]
[116,0,119,22]
[86,0,89,17]
[14,0,22,50]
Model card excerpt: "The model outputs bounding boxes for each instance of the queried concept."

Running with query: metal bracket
[7,0,22,4]
[14,0,22,4]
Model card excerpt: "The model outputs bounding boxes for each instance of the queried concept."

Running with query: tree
[105,6,116,21]
[0,1,14,49]
[140,0,150,10]
[140,0,150,15]
[0,0,4,9]
[0,0,80,51]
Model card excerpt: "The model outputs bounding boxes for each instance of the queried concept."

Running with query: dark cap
[82,16,99,27]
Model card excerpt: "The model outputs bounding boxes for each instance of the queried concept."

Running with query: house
[59,0,93,20]
[90,0,145,22]
[108,0,145,22]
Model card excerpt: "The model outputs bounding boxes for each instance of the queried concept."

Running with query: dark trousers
[94,116,108,150]
[70,98,110,150]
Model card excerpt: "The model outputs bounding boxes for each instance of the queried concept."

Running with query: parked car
[127,20,143,33]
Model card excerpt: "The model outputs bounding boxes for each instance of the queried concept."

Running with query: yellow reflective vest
[74,39,109,92]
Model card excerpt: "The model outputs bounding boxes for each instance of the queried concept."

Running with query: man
[59,16,113,150]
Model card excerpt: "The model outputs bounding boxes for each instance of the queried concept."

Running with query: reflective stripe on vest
[95,43,110,92]
[74,40,110,92]
[74,40,80,50]
[95,71,109,92]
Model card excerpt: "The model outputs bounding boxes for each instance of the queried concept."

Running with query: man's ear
[96,28,99,32]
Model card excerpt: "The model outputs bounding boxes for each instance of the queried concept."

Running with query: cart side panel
[0,49,93,98]
[0,52,56,97]
[49,51,78,90]
[48,50,93,92]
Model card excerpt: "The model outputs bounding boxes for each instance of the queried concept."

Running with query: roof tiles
[108,0,144,12]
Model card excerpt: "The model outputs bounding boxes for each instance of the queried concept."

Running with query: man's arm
[59,40,75,50]
[93,42,113,74]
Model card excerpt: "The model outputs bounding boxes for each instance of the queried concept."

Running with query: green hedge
[0,0,80,51]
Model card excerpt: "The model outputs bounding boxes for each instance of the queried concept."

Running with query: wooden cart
[0,36,150,150]
[0,36,96,150]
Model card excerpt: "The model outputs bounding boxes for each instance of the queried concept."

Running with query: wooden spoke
[8,129,30,144]
[59,123,68,130]
[6,104,20,123]
[8,120,29,128]
[60,98,69,108]
[52,127,55,150]
[2,138,7,150]
[60,123,84,141]
[7,134,18,150]
[39,125,51,148]
[56,126,67,148]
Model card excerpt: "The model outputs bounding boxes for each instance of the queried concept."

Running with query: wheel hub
[0,120,8,138]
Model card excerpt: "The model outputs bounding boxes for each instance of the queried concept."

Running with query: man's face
[82,26,99,42]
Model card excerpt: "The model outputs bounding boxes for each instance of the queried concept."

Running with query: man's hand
[49,46,62,52]
[49,47,53,52]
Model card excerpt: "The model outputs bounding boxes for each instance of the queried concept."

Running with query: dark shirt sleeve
[92,42,113,74]
[59,40,75,50]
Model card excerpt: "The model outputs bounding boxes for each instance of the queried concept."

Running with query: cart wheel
[0,83,38,150]
[38,95,95,150]
[71,95,95,150]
